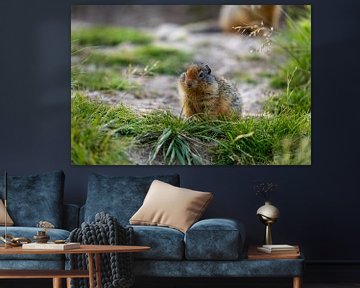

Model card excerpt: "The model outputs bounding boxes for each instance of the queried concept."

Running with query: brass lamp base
[265,223,272,245]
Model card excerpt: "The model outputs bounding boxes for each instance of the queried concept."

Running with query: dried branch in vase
[254,181,279,201]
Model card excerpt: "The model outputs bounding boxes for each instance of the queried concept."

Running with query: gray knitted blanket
[68,212,134,288]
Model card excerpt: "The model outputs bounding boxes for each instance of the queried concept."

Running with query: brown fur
[178,63,241,118]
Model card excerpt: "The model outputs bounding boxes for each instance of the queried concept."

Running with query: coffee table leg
[66,277,72,288]
[52,278,62,288]
[95,253,102,288]
[293,276,302,288]
[88,253,95,288]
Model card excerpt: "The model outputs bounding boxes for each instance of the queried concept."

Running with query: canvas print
[71,5,311,165]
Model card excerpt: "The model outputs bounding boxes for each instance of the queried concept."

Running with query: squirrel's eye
[198,71,204,78]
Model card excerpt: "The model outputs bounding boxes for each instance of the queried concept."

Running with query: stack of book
[22,242,80,250]
[248,244,300,259]
[257,244,299,254]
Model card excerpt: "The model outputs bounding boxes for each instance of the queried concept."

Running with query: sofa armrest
[63,204,80,231]
[184,218,245,260]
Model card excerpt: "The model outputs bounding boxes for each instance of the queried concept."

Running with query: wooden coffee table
[0,244,150,288]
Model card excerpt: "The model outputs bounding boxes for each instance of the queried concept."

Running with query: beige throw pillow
[0,199,14,226]
[130,180,213,233]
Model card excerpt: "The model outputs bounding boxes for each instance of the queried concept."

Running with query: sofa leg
[53,278,62,288]
[293,276,302,288]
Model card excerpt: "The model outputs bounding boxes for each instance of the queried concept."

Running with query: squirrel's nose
[186,82,193,88]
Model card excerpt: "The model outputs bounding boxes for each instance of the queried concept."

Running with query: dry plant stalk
[233,21,274,54]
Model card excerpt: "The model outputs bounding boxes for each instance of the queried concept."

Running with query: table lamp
[256,201,280,245]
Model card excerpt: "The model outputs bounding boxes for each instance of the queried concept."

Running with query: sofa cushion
[184,218,245,260]
[130,180,213,233]
[0,199,14,226]
[0,170,64,227]
[84,174,180,225]
[0,227,70,261]
[130,225,184,260]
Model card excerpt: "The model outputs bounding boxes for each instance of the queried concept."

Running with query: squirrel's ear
[205,64,211,75]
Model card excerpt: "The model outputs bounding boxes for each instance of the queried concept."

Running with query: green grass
[265,72,310,115]
[72,68,139,91]
[71,26,152,46]
[87,45,191,75]
[214,114,310,165]
[71,94,310,165]
[71,92,135,165]
[273,136,311,165]
[270,7,311,90]
[266,6,311,115]
[261,6,311,164]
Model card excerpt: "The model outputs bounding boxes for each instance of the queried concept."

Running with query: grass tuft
[273,136,311,165]
[71,92,136,165]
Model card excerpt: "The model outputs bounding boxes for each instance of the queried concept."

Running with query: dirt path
[86,25,277,117]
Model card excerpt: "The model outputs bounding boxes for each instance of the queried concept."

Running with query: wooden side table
[247,245,303,288]
[0,244,150,288]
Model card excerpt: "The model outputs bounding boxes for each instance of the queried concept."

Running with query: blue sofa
[0,171,303,287]
[0,171,78,270]
[81,173,304,283]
